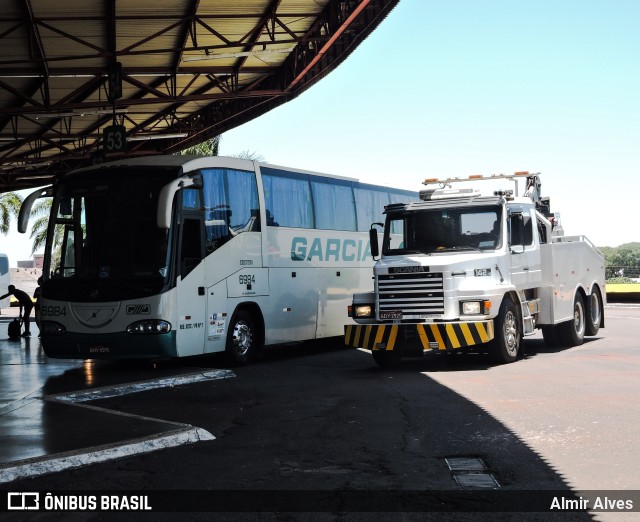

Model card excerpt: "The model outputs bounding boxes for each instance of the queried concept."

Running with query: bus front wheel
[226,309,260,365]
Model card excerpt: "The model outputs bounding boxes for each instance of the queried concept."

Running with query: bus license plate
[380,310,402,320]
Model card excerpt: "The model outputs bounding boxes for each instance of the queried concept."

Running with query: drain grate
[445,457,500,488]
[453,472,500,488]
[445,457,486,472]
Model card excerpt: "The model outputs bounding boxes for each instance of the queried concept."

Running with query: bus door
[175,190,206,356]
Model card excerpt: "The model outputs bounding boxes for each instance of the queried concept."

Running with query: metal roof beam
[0,66,277,78]
[0,37,327,67]
[174,0,201,71]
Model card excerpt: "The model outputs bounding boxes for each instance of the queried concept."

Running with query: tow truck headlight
[126,320,172,335]
[351,304,373,318]
[461,300,492,315]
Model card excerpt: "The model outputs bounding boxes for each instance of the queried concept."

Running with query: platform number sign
[103,125,126,153]
[107,62,123,102]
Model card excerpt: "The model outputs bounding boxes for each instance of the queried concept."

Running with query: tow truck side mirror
[369,223,384,259]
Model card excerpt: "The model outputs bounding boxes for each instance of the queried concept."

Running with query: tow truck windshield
[383,205,503,255]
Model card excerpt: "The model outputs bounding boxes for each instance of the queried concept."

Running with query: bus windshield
[383,205,503,255]
[45,166,179,301]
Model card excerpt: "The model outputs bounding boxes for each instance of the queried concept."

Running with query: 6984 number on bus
[41,305,67,317]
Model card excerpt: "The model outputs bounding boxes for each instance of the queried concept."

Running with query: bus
[18,156,416,362]
[0,253,9,309]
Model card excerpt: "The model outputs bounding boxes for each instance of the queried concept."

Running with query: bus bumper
[42,331,178,359]
[344,321,494,353]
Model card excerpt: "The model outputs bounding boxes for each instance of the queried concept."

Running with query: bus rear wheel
[226,309,260,365]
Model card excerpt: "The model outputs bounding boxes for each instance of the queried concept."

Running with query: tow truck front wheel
[491,297,522,364]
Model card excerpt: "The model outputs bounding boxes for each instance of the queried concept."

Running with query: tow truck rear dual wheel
[585,287,603,336]
[491,296,522,364]
[559,293,586,347]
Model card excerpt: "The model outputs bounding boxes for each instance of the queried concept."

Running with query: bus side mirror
[369,222,384,260]
[157,175,202,229]
[18,186,52,233]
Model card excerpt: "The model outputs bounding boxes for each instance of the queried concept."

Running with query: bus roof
[64,155,363,184]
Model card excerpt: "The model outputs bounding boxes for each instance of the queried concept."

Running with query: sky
[3,0,639,266]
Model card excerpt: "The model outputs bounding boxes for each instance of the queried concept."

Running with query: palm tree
[29,197,66,271]
[0,192,22,235]
[29,198,55,254]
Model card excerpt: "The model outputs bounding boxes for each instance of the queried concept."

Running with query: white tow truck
[345,172,605,366]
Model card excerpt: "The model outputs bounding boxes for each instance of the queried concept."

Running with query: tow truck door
[508,206,541,288]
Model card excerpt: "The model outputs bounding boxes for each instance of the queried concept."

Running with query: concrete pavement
[0,306,231,483]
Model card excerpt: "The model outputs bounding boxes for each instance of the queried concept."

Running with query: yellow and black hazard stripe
[416,321,494,351]
[344,321,494,352]
[344,324,399,351]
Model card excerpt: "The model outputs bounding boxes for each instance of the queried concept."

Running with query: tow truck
[344,171,605,366]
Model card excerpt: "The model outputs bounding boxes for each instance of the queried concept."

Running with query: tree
[29,197,66,270]
[233,150,265,162]
[29,198,54,254]
[0,192,22,235]
[177,136,265,162]
[601,242,640,282]
[178,136,220,156]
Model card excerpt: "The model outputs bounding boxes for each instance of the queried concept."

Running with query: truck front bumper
[344,321,494,353]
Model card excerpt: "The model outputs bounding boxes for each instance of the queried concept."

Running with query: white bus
[18,156,416,362]
[0,253,9,309]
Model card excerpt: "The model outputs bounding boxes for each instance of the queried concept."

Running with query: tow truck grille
[377,272,445,316]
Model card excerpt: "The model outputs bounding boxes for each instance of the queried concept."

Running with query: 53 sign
[103,125,126,153]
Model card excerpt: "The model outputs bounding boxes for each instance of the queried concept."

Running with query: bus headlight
[461,300,492,315]
[41,321,66,336]
[126,320,172,335]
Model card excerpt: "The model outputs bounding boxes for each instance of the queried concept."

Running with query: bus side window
[201,168,260,250]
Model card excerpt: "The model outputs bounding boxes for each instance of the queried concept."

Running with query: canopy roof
[0,0,398,192]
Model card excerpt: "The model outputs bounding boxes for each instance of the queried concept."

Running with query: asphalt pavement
[0,304,599,519]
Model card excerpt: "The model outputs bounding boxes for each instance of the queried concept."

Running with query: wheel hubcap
[589,294,600,326]
[574,301,585,335]
[504,311,519,356]
[232,321,252,357]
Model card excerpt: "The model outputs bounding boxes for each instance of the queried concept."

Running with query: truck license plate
[380,310,402,320]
